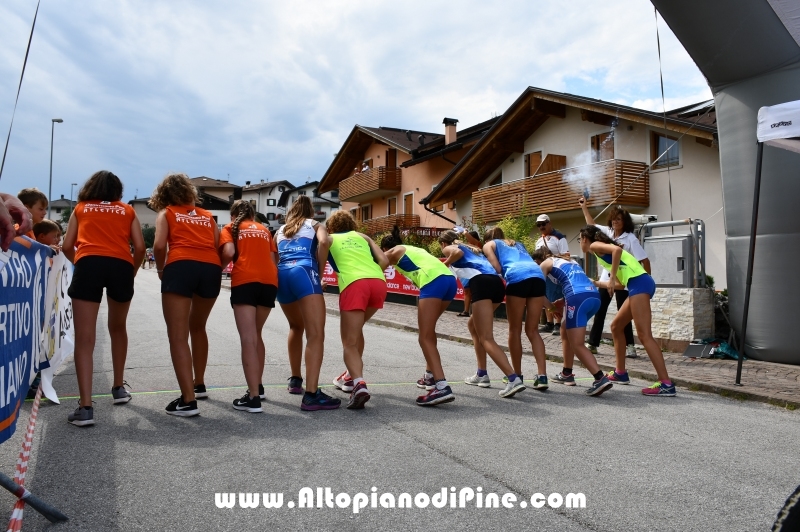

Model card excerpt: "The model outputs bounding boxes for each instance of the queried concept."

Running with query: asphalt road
[0,270,797,531]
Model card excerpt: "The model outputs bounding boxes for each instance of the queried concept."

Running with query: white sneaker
[333,371,354,392]
[626,345,638,359]
[499,378,526,398]
[464,373,491,388]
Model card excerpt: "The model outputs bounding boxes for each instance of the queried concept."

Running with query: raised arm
[578,195,596,225]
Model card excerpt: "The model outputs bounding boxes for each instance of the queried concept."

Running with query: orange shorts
[339,278,386,312]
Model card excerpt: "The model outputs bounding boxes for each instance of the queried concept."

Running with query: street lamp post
[48,118,63,220]
[70,182,77,213]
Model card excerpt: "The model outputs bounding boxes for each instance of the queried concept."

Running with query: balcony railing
[472,159,649,222]
[339,166,402,203]
[361,213,420,234]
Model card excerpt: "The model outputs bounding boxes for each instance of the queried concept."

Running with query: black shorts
[505,277,546,299]
[230,283,277,308]
[69,256,135,303]
[468,274,505,304]
[161,260,222,299]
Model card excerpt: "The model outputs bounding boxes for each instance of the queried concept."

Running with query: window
[524,151,542,177]
[350,208,358,221]
[591,131,614,162]
[651,132,679,168]
[278,186,285,192]
[330,190,339,198]
[489,174,502,187]
[299,190,306,196]
[291,195,296,204]
[404,193,413,215]
[267,199,276,206]
[361,204,371,221]
[388,197,397,215]
[267,213,276,221]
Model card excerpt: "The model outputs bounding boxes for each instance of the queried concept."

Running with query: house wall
[456,106,727,288]
[242,184,291,228]
[201,187,236,202]
[131,203,157,228]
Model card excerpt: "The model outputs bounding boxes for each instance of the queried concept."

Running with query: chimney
[60,194,64,199]
[443,118,459,145]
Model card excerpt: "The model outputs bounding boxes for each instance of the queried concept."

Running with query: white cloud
[0,0,711,201]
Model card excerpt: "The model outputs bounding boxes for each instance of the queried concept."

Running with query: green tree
[58,207,72,228]
[141,224,155,249]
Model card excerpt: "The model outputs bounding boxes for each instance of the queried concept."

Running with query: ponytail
[229,200,255,263]
[380,225,404,250]
[579,224,621,247]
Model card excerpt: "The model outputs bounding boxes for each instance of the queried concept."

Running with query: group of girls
[62,170,674,427]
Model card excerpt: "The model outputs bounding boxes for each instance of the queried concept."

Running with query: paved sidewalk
[322,293,800,410]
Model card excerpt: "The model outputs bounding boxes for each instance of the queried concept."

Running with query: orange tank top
[165,205,221,266]
[219,220,278,287]
[74,201,135,264]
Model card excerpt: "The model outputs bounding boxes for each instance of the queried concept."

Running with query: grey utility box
[643,233,695,288]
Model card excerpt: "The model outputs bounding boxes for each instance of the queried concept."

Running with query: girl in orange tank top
[150,173,221,417]
[62,171,146,427]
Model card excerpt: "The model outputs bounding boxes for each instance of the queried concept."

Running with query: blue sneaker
[607,370,630,385]
[301,389,341,411]
[586,375,613,396]
[642,381,677,397]
[416,386,455,406]
[552,372,575,386]
[532,375,548,391]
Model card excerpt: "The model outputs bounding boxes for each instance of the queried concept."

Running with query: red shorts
[339,278,387,312]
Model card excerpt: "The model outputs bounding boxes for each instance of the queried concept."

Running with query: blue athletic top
[275,219,318,270]
[492,239,545,285]
[546,258,598,300]
[448,244,497,283]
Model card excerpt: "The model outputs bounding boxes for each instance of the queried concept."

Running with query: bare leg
[189,294,217,386]
[106,298,132,388]
[72,299,100,407]
[610,300,633,373]
[233,304,271,397]
[467,315,487,370]
[471,300,514,376]
[280,301,304,377]
[566,327,601,375]
[629,294,671,382]
[417,298,451,380]
[297,294,326,393]
[561,319,575,369]
[340,310,366,379]
[162,293,195,402]
[524,297,548,375]
[505,296,526,375]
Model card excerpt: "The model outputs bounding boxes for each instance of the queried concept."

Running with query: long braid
[229,200,255,263]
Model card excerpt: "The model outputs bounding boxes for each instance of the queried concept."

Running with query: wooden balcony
[339,166,402,203]
[472,159,649,222]
[362,213,420,234]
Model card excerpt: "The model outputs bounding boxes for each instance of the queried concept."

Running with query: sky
[0,0,712,202]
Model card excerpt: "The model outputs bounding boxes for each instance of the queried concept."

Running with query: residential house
[190,176,243,225]
[423,87,726,288]
[241,180,296,229]
[278,181,341,223]
[49,194,76,217]
[129,197,157,228]
[317,118,499,233]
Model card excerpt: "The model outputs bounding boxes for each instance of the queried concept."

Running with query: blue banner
[0,237,49,444]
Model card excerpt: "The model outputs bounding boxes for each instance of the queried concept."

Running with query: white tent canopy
[757,100,800,154]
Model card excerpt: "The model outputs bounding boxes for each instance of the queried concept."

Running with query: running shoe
[607,370,630,385]
[233,392,263,413]
[552,372,576,386]
[111,382,132,404]
[301,389,341,411]
[194,384,209,399]
[165,396,199,417]
[539,323,554,333]
[532,375,549,391]
[417,373,435,390]
[465,373,491,388]
[416,386,455,406]
[552,327,560,336]
[586,375,613,397]
[626,345,639,359]
[499,378,526,398]
[586,343,598,355]
[249,384,265,400]
[67,405,95,427]
[502,375,524,384]
[642,381,677,397]
[347,381,371,410]
[333,371,354,392]
[287,376,304,395]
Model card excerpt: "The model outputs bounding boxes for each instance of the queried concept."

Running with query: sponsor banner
[40,252,74,404]
[0,238,48,444]
[323,262,464,301]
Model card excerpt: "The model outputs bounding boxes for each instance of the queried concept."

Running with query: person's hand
[321,279,328,290]
[157,270,163,281]
[49,244,61,255]
[607,283,615,298]
[578,195,586,207]
[0,193,33,251]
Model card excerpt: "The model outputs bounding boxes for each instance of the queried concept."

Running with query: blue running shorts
[419,274,458,301]
[277,265,323,304]
[564,291,601,330]
[626,273,657,299]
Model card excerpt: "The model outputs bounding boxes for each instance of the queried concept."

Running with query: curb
[325,307,800,411]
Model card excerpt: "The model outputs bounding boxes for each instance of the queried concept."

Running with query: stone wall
[589,287,715,352]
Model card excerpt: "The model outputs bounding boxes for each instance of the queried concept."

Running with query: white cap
[536,214,550,223]
[453,226,466,234]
